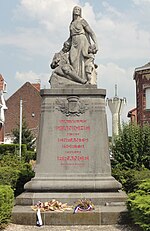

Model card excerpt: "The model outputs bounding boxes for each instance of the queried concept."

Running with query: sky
[1,0,150,135]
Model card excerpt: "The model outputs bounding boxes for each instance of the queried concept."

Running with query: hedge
[0,144,27,157]
[0,144,36,163]
[15,163,35,196]
[0,167,19,190]
[112,168,150,193]
[127,179,150,231]
[24,150,36,162]
[0,185,14,229]
[0,154,35,196]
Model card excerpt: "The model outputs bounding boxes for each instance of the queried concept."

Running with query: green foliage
[111,123,150,170]
[0,144,27,157]
[111,123,150,230]
[23,150,36,162]
[0,143,36,164]
[0,185,14,228]
[127,179,150,231]
[112,168,150,193]
[12,120,36,151]
[0,154,23,169]
[0,167,19,189]
[0,154,35,196]
[15,162,35,196]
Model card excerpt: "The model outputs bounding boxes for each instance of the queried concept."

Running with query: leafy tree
[111,122,150,170]
[12,120,35,151]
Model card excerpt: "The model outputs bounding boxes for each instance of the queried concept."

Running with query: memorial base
[15,191,127,206]
[24,176,122,192]
[24,88,122,193]
[12,205,128,226]
[12,191,127,225]
[12,87,128,225]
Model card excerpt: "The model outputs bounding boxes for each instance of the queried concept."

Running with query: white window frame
[145,88,150,109]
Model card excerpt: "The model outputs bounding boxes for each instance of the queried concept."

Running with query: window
[146,88,150,109]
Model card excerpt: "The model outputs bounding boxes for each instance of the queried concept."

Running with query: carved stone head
[72,6,82,19]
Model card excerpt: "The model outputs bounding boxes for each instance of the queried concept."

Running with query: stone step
[12,205,128,226]
[16,191,127,206]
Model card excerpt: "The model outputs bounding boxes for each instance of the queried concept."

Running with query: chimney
[32,83,40,92]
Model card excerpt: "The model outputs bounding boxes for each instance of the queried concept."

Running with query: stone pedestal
[24,87,121,193]
[14,86,127,225]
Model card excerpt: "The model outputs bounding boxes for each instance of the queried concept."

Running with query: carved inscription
[56,119,90,167]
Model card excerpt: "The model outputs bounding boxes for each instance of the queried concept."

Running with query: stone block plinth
[24,88,121,192]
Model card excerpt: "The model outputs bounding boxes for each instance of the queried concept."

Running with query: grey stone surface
[16,191,127,206]
[24,88,121,192]
[14,87,127,226]
[5,224,139,231]
[50,45,87,86]
[49,6,98,87]
[12,6,128,228]
[11,205,127,226]
[101,206,127,225]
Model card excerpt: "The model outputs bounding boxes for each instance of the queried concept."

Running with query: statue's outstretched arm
[84,24,98,53]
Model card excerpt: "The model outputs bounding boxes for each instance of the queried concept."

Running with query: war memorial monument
[13,6,127,225]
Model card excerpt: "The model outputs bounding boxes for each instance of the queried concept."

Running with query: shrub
[127,179,150,231]
[0,154,23,169]
[112,168,150,193]
[22,150,36,163]
[0,167,19,190]
[0,144,36,163]
[0,154,35,196]
[0,185,14,229]
[111,123,150,170]
[0,144,27,158]
[15,163,35,196]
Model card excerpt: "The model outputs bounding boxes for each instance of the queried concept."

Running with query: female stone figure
[49,6,98,87]
[66,6,98,82]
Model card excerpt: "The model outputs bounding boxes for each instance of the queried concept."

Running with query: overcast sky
[1,0,150,135]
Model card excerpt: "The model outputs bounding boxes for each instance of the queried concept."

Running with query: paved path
[4,224,141,231]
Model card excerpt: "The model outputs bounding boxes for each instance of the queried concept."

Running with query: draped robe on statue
[69,18,91,80]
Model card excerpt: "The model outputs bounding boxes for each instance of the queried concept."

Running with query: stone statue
[49,42,87,86]
[49,6,98,87]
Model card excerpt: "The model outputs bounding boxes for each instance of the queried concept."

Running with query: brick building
[5,82,41,143]
[128,62,150,126]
